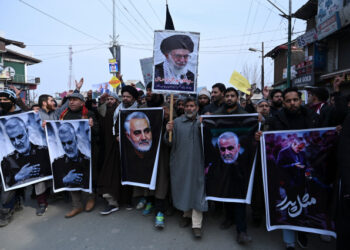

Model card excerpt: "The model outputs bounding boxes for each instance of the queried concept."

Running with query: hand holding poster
[45,120,92,193]
[261,128,338,237]
[119,108,163,189]
[0,111,52,191]
[152,30,200,94]
[201,114,258,203]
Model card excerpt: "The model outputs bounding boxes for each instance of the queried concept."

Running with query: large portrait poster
[261,128,338,237]
[202,114,259,203]
[0,111,52,191]
[45,120,92,193]
[119,108,163,189]
[152,30,200,94]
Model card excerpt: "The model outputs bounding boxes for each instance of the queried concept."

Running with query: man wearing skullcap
[154,34,195,91]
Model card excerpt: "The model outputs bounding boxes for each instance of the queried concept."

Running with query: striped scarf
[59,105,89,120]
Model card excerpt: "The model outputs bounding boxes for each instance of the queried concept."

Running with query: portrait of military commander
[1,117,51,189]
[154,34,195,89]
[206,131,250,199]
[121,111,156,184]
[52,123,90,190]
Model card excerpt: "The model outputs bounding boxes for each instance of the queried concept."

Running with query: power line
[146,0,162,25]
[126,0,154,31]
[18,0,106,43]
[27,43,108,47]
[42,45,109,60]
[97,0,113,15]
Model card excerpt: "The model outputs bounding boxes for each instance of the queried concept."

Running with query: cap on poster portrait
[152,30,200,94]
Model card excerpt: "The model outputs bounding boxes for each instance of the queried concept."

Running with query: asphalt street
[0,194,336,250]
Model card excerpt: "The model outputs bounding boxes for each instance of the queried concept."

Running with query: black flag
[165,4,175,30]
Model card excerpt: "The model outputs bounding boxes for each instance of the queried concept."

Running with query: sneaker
[155,212,165,229]
[36,204,48,216]
[0,208,14,227]
[192,228,202,238]
[100,205,119,215]
[136,198,146,210]
[297,232,308,248]
[142,202,153,216]
[236,232,252,244]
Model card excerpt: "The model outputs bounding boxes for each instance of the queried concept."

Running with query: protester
[58,92,99,218]
[202,83,226,114]
[269,89,283,116]
[197,88,210,115]
[0,89,25,227]
[165,97,207,238]
[175,98,185,117]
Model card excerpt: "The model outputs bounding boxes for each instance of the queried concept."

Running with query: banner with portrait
[152,30,200,94]
[45,120,92,193]
[119,108,163,189]
[261,128,338,237]
[140,57,154,85]
[201,114,259,203]
[0,111,52,191]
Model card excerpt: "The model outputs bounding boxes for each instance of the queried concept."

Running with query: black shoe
[297,232,308,248]
[236,232,252,244]
[286,246,295,250]
[36,204,48,216]
[179,217,191,228]
[0,208,14,227]
[220,219,233,230]
[192,228,202,238]
[100,205,119,215]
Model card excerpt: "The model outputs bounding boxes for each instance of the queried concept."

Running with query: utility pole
[110,0,121,93]
[262,42,264,89]
[267,0,293,88]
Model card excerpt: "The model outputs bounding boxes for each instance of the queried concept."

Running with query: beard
[132,139,152,152]
[185,110,197,119]
[167,56,187,76]
[225,102,237,109]
[221,152,239,164]
[272,100,282,108]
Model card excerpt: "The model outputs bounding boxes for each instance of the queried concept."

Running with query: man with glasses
[154,34,195,90]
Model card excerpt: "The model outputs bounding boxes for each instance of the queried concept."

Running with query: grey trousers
[70,191,95,209]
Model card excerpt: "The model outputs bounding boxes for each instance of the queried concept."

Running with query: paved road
[0,195,336,250]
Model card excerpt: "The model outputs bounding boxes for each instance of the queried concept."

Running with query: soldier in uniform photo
[52,123,90,190]
[1,117,51,189]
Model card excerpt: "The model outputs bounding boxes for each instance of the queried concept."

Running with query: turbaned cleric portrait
[153,30,200,94]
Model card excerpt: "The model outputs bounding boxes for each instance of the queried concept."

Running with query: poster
[119,108,163,189]
[46,120,92,193]
[152,30,200,94]
[261,128,338,237]
[0,111,52,191]
[201,114,259,203]
[140,57,154,85]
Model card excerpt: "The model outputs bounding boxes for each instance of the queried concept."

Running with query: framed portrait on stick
[152,30,200,94]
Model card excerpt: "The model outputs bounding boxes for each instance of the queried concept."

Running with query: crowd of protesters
[0,72,349,250]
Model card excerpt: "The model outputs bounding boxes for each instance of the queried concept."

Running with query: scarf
[112,101,138,135]
[310,102,325,115]
[163,59,189,85]
[59,106,89,120]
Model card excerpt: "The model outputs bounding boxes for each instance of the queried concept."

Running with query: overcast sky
[1,0,308,96]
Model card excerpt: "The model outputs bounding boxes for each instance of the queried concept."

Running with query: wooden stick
[169,94,174,142]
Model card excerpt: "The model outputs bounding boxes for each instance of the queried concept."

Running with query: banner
[119,108,163,189]
[0,111,52,191]
[261,128,338,237]
[229,71,251,95]
[201,114,259,203]
[152,30,200,94]
[140,57,154,85]
[45,120,92,193]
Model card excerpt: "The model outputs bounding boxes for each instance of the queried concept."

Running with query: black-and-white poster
[152,30,200,94]
[45,120,91,193]
[119,108,163,189]
[202,114,258,203]
[0,111,52,191]
[261,128,338,237]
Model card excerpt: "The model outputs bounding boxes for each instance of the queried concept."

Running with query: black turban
[122,86,139,99]
[160,35,194,55]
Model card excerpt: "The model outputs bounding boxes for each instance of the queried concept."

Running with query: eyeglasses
[172,53,191,60]
[220,146,234,152]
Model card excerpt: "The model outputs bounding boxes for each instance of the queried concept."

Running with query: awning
[320,68,350,80]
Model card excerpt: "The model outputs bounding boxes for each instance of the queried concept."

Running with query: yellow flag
[229,71,251,95]
[109,76,121,88]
